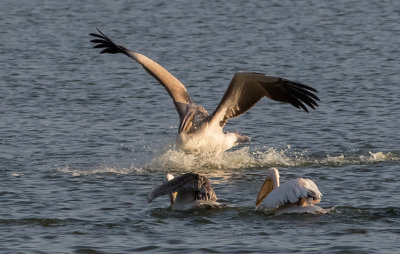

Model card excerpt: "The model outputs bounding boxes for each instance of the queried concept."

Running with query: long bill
[170,192,178,205]
[178,107,196,133]
[256,179,274,207]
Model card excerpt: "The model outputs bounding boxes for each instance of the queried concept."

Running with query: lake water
[1,0,400,253]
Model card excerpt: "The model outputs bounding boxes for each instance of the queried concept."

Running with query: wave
[0,217,85,227]
[4,207,398,227]
[149,205,400,221]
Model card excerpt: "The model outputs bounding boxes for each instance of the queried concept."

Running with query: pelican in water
[256,167,327,214]
[147,173,221,210]
[90,29,320,152]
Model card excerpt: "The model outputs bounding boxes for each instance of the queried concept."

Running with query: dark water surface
[1,0,400,253]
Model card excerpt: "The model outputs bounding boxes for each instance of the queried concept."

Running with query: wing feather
[89,29,192,118]
[208,72,320,127]
[263,178,322,209]
[147,173,217,202]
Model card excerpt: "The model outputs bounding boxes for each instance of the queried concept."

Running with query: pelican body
[147,173,221,210]
[256,168,326,214]
[90,29,320,152]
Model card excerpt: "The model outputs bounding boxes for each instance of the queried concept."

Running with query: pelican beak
[164,173,177,205]
[178,107,196,134]
[170,192,177,205]
[256,179,273,207]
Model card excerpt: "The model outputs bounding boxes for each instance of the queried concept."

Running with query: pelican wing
[90,29,192,119]
[209,72,319,127]
[263,178,322,209]
[147,173,217,202]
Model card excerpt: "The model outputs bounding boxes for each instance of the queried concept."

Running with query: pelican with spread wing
[147,173,221,210]
[256,167,327,214]
[90,29,320,152]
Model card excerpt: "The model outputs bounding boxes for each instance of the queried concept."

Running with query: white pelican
[90,29,320,152]
[147,173,221,210]
[256,168,327,214]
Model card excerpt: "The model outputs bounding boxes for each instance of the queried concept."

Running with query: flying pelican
[147,172,221,210]
[90,29,320,152]
[256,167,327,214]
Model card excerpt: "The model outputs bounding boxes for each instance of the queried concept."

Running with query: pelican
[90,29,320,152]
[256,168,327,214]
[147,173,221,210]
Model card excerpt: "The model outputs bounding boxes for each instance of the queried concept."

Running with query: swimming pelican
[147,173,221,210]
[256,167,326,214]
[90,29,320,152]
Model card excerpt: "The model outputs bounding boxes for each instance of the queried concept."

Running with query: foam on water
[318,151,397,166]
[58,148,399,176]
[150,146,302,171]
[150,146,399,171]
[58,164,144,177]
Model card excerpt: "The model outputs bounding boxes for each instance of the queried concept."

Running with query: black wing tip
[89,28,108,39]
[290,99,310,113]
[302,106,310,113]
[281,78,318,92]
[282,78,320,112]
[89,28,108,42]
[89,28,128,55]
[237,73,320,113]
[94,27,109,39]
[299,99,319,113]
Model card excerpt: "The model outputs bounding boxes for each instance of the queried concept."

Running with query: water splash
[58,148,399,176]
[149,146,302,171]
[319,151,397,167]
[368,151,390,161]
[58,164,144,177]
[150,147,399,172]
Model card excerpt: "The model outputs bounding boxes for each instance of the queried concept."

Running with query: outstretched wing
[89,29,192,119]
[263,178,322,209]
[147,173,217,202]
[208,72,320,128]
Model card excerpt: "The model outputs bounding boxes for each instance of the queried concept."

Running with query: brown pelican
[90,29,320,152]
[256,167,327,214]
[147,173,221,210]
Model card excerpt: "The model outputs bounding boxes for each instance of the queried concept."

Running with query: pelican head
[256,167,280,207]
[178,104,208,134]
